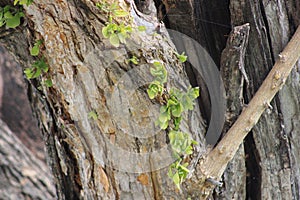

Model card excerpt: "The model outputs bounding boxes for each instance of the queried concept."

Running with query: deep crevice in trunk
[245,132,262,200]
[258,0,275,64]
[193,0,231,67]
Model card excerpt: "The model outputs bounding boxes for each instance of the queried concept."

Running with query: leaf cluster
[24,58,48,79]
[147,61,167,99]
[168,159,189,189]
[102,22,132,47]
[24,40,52,87]
[155,87,199,130]
[0,5,24,28]
[96,1,128,18]
[97,1,146,47]
[146,57,200,189]
[97,1,133,47]
[0,0,33,28]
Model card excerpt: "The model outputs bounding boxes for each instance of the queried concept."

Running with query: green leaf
[36,39,43,46]
[160,105,168,113]
[161,120,168,129]
[32,59,48,72]
[190,87,200,99]
[147,88,158,99]
[109,3,119,11]
[102,26,109,38]
[175,52,187,63]
[6,15,20,28]
[14,0,32,5]
[147,81,163,98]
[124,25,133,32]
[168,167,173,178]
[30,40,43,56]
[30,45,39,56]
[152,61,163,69]
[167,98,177,107]
[174,117,181,130]
[17,12,25,18]
[138,26,146,32]
[150,61,167,83]
[113,10,129,17]
[178,163,189,173]
[88,111,98,120]
[27,0,34,5]
[96,2,107,11]
[158,109,170,123]
[109,33,120,47]
[168,130,176,144]
[185,146,193,155]
[14,0,33,6]
[117,32,126,44]
[3,6,11,13]
[24,68,34,79]
[171,104,182,117]
[191,140,198,145]
[4,11,13,18]
[155,119,168,130]
[0,10,3,20]
[173,172,180,184]
[128,56,138,64]
[44,79,53,87]
[32,67,41,78]
[182,95,193,111]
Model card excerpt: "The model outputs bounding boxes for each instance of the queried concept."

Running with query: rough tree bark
[1,0,300,199]
[1,0,207,199]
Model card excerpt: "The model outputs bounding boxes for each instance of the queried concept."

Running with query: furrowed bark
[1,0,206,199]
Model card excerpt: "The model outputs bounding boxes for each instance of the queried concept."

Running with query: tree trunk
[2,0,207,199]
[1,0,299,199]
